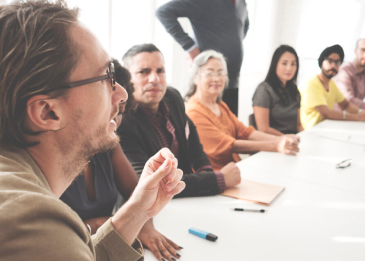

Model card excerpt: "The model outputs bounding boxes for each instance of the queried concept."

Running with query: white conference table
[144,120,365,261]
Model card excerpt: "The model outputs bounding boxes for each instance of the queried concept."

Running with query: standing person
[185,50,300,171]
[252,45,303,135]
[0,1,185,261]
[333,38,365,109]
[300,44,365,129]
[61,60,182,261]
[119,44,242,198]
[156,0,250,116]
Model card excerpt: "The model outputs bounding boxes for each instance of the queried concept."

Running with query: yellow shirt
[299,75,345,129]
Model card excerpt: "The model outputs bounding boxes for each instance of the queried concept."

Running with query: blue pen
[189,228,218,242]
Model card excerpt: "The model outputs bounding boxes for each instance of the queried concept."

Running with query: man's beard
[357,58,365,68]
[59,110,119,182]
[322,68,338,79]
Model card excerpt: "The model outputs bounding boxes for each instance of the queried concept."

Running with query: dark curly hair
[112,59,136,115]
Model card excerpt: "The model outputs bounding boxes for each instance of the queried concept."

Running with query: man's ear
[26,95,63,132]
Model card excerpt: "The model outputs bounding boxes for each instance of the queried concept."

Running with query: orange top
[186,96,255,171]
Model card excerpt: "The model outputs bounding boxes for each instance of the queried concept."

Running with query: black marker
[232,208,265,213]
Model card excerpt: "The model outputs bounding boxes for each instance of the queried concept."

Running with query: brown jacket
[0,144,143,261]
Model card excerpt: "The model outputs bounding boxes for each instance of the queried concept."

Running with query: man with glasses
[118,43,241,213]
[0,1,184,261]
[334,38,365,109]
[299,44,365,129]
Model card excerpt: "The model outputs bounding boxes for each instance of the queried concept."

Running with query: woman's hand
[276,135,300,155]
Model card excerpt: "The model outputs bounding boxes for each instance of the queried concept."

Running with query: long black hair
[265,45,299,105]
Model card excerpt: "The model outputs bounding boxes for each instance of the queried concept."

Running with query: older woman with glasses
[185,50,300,171]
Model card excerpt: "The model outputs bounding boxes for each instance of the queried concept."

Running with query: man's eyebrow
[205,68,223,71]
[136,67,150,71]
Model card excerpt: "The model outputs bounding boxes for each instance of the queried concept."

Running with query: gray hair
[185,50,228,101]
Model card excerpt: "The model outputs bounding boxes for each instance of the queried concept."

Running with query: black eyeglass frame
[324,57,342,66]
[61,62,116,91]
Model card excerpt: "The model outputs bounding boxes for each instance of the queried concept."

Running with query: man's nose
[113,82,128,105]
[149,71,160,83]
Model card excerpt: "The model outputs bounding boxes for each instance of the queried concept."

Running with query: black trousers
[222,88,238,116]
[223,74,239,116]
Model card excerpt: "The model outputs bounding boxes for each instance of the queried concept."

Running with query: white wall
[4,0,365,125]
[72,0,365,126]
[238,0,365,125]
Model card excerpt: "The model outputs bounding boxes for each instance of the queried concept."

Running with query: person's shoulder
[0,144,51,191]
[119,106,142,127]
[329,79,340,90]
[185,97,210,120]
[185,96,200,113]
[164,87,185,111]
[339,61,355,71]
[0,156,90,260]
[257,81,272,89]
[165,87,183,101]
[0,189,91,260]
[300,75,320,92]
[254,81,274,94]
[218,100,236,117]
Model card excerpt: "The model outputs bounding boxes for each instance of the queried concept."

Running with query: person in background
[61,60,181,261]
[333,38,365,109]
[252,45,303,135]
[0,1,184,260]
[156,0,250,116]
[300,44,365,129]
[185,50,300,171]
[118,43,241,198]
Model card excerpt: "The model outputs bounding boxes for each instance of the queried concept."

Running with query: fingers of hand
[235,174,242,186]
[163,240,181,259]
[284,145,299,155]
[165,170,184,197]
[159,148,175,161]
[147,158,173,188]
[157,241,180,260]
[285,149,297,156]
[148,244,164,261]
[165,238,181,251]
[150,148,175,169]
[164,168,180,193]
[164,158,178,183]
[166,181,186,197]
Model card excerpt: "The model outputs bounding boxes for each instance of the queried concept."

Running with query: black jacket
[118,87,219,197]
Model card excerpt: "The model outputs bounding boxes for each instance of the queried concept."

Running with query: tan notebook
[221,179,285,205]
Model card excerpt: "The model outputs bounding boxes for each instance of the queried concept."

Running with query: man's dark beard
[322,68,338,79]
[357,58,365,68]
